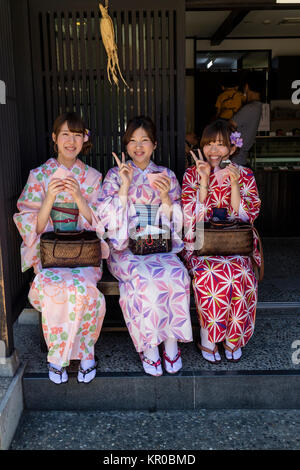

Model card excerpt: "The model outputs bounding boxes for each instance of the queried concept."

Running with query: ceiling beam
[186,0,300,10]
[210,9,250,45]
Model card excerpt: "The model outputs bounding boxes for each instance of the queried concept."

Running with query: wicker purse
[128,221,172,256]
[40,230,101,268]
[193,220,264,281]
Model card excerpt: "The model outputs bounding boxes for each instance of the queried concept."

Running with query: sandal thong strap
[223,342,240,355]
[163,348,181,366]
[139,353,161,370]
[47,364,66,376]
[78,358,98,377]
[198,343,219,357]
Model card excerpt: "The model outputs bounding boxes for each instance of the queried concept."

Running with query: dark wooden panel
[0,0,31,356]
[255,169,300,236]
[28,0,186,177]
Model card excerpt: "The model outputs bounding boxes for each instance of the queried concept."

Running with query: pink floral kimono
[98,160,193,353]
[181,163,261,348]
[14,158,109,367]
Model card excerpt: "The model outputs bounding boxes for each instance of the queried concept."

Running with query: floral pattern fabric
[98,160,193,353]
[14,158,109,367]
[181,163,261,347]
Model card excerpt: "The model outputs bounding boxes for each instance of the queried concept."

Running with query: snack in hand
[147,170,168,189]
[219,160,231,169]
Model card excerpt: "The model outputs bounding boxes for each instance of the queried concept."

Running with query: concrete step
[22,369,300,411]
[10,408,300,450]
[17,301,300,327]
[13,312,300,411]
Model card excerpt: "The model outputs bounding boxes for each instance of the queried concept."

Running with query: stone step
[17,301,300,327]
[22,369,300,411]
[9,408,300,450]
[13,312,300,411]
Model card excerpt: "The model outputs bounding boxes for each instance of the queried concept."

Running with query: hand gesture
[153,174,171,201]
[63,176,83,203]
[46,178,65,204]
[113,152,134,189]
[227,164,240,186]
[190,149,211,181]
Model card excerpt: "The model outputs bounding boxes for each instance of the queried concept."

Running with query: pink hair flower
[230,131,243,148]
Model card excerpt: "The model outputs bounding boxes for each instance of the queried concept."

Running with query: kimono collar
[129,160,157,176]
[53,157,85,174]
[50,157,87,181]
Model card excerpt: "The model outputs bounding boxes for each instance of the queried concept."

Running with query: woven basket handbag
[128,220,172,256]
[193,220,264,281]
[40,230,101,268]
[128,232,172,255]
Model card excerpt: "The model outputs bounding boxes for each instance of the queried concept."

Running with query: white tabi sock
[78,358,97,384]
[143,345,160,362]
[163,337,178,360]
[225,339,242,360]
[200,328,221,362]
[48,362,68,384]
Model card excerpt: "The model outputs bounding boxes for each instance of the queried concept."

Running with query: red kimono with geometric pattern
[181,163,261,347]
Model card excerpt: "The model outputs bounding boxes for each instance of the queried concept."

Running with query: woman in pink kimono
[182,119,261,364]
[14,112,109,384]
[98,116,193,376]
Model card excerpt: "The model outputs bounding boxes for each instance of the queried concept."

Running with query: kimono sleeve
[97,167,136,251]
[156,170,183,235]
[13,170,53,272]
[229,167,261,224]
[78,168,110,259]
[181,167,206,256]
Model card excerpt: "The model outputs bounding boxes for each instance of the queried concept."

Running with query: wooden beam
[210,9,250,45]
[186,0,300,11]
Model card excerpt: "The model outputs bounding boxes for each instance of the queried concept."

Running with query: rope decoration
[99,1,129,88]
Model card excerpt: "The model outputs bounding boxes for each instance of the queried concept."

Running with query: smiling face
[53,122,84,168]
[202,133,235,168]
[126,126,157,170]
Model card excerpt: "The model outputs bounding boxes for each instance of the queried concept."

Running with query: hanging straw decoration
[99,1,129,88]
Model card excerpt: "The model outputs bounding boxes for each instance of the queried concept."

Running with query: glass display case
[249,136,300,170]
[249,136,300,236]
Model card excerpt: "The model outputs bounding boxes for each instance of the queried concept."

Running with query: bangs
[65,117,85,135]
[53,112,86,136]
[200,120,235,149]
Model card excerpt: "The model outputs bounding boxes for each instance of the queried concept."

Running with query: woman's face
[53,122,84,167]
[126,126,156,170]
[202,133,235,168]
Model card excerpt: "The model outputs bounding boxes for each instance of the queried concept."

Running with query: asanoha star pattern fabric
[98,160,193,353]
[14,158,109,367]
[181,163,261,347]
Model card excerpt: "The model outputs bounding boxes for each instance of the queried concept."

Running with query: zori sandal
[196,342,221,364]
[77,357,98,384]
[139,352,163,377]
[48,363,68,385]
[162,348,182,374]
[223,342,242,363]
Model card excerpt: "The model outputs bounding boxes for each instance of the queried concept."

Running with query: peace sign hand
[113,152,134,189]
[190,149,211,181]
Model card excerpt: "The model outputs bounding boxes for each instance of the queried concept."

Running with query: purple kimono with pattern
[98,160,193,353]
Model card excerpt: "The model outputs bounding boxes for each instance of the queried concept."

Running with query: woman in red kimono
[181,119,261,363]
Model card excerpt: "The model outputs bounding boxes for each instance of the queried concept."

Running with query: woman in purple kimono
[98,116,193,376]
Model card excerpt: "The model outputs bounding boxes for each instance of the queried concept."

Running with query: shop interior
[184,7,300,236]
